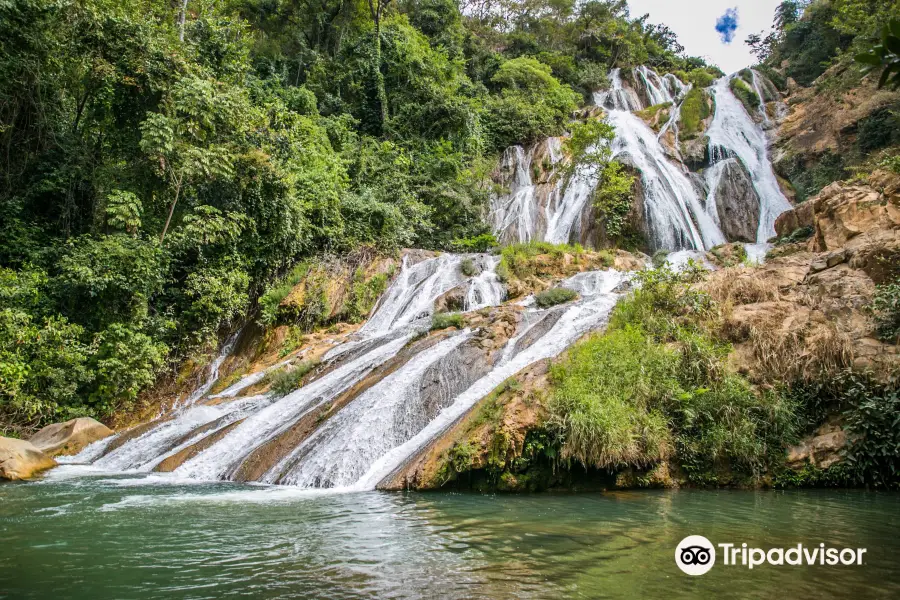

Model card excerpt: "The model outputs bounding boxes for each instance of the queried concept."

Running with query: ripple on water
[1,479,899,599]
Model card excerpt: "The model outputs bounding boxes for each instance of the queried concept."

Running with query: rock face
[710,159,761,242]
[29,417,114,457]
[0,437,57,480]
[712,170,900,380]
[787,422,847,469]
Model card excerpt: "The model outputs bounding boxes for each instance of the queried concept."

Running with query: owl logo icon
[675,535,716,575]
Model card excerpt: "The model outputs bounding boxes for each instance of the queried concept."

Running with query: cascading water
[464,255,506,310]
[490,65,789,254]
[176,328,242,409]
[58,65,793,494]
[361,254,466,335]
[355,269,627,490]
[596,71,726,251]
[265,331,474,487]
[706,75,792,242]
[64,253,509,483]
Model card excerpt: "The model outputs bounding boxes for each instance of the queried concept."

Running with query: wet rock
[29,417,114,457]
[434,285,467,313]
[710,158,761,242]
[0,437,57,480]
[681,136,710,170]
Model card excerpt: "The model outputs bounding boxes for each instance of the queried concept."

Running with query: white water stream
[490,66,790,250]
[61,65,790,494]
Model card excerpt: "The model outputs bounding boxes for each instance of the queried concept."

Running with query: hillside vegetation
[0,0,714,434]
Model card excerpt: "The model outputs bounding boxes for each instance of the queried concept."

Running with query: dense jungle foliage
[748,1,900,201]
[1,0,897,437]
[0,0,710,433]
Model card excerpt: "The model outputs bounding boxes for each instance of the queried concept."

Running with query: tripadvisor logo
[675,535,716,575]
[675,536,867,576]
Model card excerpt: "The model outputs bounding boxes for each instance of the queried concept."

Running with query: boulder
[786,423,847,469]
[29,417,114,457]
[774,201,815,238]
[433,285,467,313]
[710,159,760,242]
[0,437,57,480]
[811,173,900,252]
[681,136,710,170]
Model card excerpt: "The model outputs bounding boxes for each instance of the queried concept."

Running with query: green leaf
[884,35,900,56]
[855,52,883,66]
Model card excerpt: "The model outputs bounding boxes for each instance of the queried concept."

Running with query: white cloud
[627,0,782,74]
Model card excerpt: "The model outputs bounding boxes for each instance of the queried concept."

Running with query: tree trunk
[179,0,189,42]
[159,175,182,243]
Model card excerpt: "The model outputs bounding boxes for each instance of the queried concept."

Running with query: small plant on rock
[534,287,578,308]
[431,312,464,330]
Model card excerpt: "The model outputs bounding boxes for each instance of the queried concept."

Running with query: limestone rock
[29,417,114,457]
[774,201,815,238]
[710,158,761,242]
[811,172,900,252]
[681,136,710,170]
[787,423,847,469]
[0,437,57,480]
[434,285,467,313]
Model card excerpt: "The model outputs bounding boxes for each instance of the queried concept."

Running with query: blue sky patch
[715,7,740,44]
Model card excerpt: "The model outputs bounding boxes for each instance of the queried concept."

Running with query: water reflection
[1,479,899,599]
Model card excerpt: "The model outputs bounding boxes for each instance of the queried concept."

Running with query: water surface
[2,474,899,599]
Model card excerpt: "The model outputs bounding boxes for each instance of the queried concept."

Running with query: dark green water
[2,473,900,599]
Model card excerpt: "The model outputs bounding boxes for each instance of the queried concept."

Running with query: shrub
[258,262,311,326]
[775,225,814,246]
[729,77,760,113]
[679,88,711,138]
[637,101,672,124]
[499,241,585,280]
[269,360,319,396]
[593,162,636,238]
[839,374,900,488]
[483,58,579,150]
[872,280,900,343]
[450,233,498,253]
[347,268,389,323]
[547,264,802,482]
[431,312,463,330]
[460,258,478,277]
[547,327,675,469]
[534,287,578,308]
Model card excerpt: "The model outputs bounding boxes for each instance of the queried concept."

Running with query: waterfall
[606,109,725,250]
[749,70,772,127]
[464,256,505,310]
[264,331,474,487]
[706,75,791,241]
[68,253,510,480]
[544,163,599,244]
[361,254,465,335]
[355,269,626,490]
[489,65,789,251]
[176,328,242,409]
[60,66,794,493]
[490,145,541,243]
[595,69,725,251]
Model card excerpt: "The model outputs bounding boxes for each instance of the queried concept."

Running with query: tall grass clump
[547,327,675,469]
[534,287,578,308]
[431,312,464,330]
[269,359,320,396]
[498,241,586,279]
[547,264,801,483]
